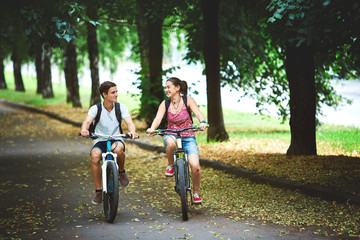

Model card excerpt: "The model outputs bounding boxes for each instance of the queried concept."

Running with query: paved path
[2,99,359,206]
[0,102,347,240]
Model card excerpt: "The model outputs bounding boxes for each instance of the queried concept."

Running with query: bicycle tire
[103,161,119,223]
[177,157,189,221]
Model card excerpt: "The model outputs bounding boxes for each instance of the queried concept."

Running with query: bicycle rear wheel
[103,161,119,223]
[177,157,189,221]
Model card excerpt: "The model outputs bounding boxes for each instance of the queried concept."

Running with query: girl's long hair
[166,77,188,96]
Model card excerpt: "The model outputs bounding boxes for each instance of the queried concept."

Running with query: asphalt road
[0,104,342,240]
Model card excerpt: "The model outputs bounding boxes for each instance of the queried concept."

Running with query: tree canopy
[1,0,360,149]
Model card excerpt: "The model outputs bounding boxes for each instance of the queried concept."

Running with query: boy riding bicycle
[80,81,138,205]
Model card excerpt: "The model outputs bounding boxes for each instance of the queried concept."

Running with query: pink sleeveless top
[167,102,194,137]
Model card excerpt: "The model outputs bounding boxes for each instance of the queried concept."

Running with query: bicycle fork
[173,150,193,205]
[101,151,118,194]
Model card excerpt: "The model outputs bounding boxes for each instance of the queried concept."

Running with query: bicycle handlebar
[148,125,209,136]
[78,132,138,140]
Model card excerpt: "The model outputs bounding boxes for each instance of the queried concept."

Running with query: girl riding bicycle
[147,77,207,204]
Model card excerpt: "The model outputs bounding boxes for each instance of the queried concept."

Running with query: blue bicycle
[81,133,132,223]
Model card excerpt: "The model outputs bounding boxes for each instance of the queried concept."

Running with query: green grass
[1,71,140,110]
[317,125,360,153]
[1,71,69,106]
[1,70,359,154]
[198,106,289,132]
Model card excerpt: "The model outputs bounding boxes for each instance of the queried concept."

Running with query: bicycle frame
[150,126,207,220]
[152,127,205,195]
[80,132,135,223]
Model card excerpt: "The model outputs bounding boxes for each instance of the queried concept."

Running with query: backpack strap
[114,102,123,134]
[89,102,102,133]
[182,95,193,123]
[165,98,171,121]
[164,96,193,124]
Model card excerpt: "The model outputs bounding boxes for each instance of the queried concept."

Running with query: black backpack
[165,95,193,124]
[89,102,123,134]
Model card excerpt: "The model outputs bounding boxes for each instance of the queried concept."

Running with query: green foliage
[265,0,360,123]
[94,0,138,74]
[180,0,203,64]
[19,1,87,48]
[181,0,291,121]
[267,0,360,49]
[181,0,359,126]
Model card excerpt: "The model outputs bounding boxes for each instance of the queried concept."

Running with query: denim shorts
[90,140,125,155]
[163,135,199,155]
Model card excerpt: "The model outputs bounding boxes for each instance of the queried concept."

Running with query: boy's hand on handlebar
[80,129,89,137]
[128,132,139,139]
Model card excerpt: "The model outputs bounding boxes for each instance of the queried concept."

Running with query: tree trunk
[11,52,25,92]
[64,43,72,103]
[135,0,150,80]
[201,0,229,142]
[64,39,81,107]
[35,45,44,94]
[42,43,54,98]
[0,55,6,89]
[148,18,164,108]
[286,45,317,155]
[87,4,101,106]
[136,0,165,127]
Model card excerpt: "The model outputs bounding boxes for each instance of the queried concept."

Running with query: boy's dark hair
[99,81,117,99]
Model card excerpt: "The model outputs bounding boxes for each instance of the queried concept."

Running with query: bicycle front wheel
[103,161,119,223]
[177,157,189,221]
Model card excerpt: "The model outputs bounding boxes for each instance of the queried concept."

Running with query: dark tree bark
[41,43,54,98]
[35,44,44,94]
[64,39,81,107]
[135,0,150,80]
[136,0,165,126]
[64,44,72,104]
[286,45,317,155]
[11,51,25,92]
[201,0,229,142]
[87,4,101,106]
[0,55,6,89]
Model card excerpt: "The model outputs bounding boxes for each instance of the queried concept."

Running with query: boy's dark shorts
[90,140,125,155]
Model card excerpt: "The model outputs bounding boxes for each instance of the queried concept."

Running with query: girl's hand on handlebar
[199,122,207,131]
[146,128,155,134]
